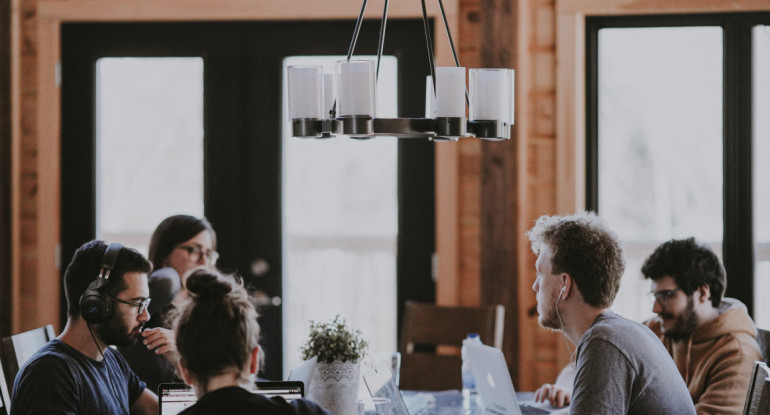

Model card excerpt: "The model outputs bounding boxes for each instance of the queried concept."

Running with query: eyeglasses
[647,288,682,305]
[177,244,219,265]
[115,297,151,315]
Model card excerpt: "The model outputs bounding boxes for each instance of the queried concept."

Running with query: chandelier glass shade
[286,0,515,141]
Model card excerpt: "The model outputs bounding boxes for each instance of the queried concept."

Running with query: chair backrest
[0,358,11,415]
[0,324,56,396]
[757,328,770,365]
[398,301,505,391]
[744,361,770,415]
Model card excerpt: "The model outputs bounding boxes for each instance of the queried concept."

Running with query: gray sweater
[570,313,696,415]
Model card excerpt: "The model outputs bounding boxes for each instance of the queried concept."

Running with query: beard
[537,293,563,331]
[95,311,144,347]
[659,296,699,341]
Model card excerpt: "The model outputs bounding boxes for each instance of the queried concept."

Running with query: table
[398,390,542,415]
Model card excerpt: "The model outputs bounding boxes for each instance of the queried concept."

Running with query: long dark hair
[148,215,217,268]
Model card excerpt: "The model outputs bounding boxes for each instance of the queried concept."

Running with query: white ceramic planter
[308,360,360,415]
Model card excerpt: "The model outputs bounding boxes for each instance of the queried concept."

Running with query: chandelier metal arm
[437,0,460,68]
[376,0,389,80]
[347,0,369,60]
[420,0,437,95]
[435,0,469,107]
[292,117,509,141]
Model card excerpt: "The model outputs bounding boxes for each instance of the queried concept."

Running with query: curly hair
[527,211,625,308]
[641,237,725,307]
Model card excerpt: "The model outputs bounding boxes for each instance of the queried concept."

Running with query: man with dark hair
[11,240,161,414]
[642,237,761,414]
[528,212,695,414]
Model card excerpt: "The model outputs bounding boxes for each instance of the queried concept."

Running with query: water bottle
[461,333,482,410]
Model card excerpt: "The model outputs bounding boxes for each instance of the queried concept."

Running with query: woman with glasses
[119,214,219,394]
[173,269,330,415]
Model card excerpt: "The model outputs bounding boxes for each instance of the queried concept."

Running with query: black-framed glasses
[177,244,219,265]
[647,288,682,305]
[115,297,151,315]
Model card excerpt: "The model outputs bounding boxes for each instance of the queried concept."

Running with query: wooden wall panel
[1,0,11,338]
[477,0,522,387]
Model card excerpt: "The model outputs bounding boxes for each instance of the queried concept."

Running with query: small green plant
[300,315,368,364]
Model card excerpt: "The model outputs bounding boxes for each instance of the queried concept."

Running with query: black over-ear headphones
[79,242,123,324]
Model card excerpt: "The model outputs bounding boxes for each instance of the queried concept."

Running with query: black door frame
[61,19,435,380]
[585,13,770,316]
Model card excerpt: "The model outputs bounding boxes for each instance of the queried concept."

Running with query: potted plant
[301,315,368,415]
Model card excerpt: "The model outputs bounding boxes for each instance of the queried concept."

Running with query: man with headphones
[11,240,160,414]
[527,212,696,414]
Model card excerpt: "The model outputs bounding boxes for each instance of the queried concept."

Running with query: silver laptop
[465,342,569,415]
[362,361,413,415]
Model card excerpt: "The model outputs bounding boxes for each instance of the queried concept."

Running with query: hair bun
[185,269,232,298]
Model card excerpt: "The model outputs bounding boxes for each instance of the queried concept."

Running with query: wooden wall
[8,0,770,390]
[0,0,11,339]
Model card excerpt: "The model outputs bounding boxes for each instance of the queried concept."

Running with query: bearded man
[643,237,761,415]
[11,241,161,414]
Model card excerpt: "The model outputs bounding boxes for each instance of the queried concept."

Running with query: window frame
[585,12,770,317]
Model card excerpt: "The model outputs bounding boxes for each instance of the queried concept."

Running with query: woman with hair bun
[173,269,330,415]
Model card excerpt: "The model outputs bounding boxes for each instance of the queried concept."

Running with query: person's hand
[142,327,178,365]
[533,383,571,408]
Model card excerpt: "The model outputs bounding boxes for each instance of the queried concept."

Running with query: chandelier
[286,0,515,142]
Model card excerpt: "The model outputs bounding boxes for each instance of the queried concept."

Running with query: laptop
[287,356,317,390]
[158,381,304,415]
[362,361,413,415]
[465,342,569,415]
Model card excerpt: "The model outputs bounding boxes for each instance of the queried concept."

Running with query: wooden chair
[743,361,770,415]
[398,301,504,391]
[0,324,56,395]
[0,358,11,415]
[757,328,770,365]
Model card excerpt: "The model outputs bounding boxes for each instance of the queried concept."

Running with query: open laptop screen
[159,381,304,415]
[158,383,197,415]
[255,381,304,400]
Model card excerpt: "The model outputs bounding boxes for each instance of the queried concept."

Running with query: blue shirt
[11,339,146,415]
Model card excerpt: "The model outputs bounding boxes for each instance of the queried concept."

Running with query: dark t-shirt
[118,267,181,394]
[11,339,146,415]
[178,386,332,415]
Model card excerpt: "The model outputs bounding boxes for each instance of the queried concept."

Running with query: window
[95,58,204,253]
[282,56,399,376]
[754,25,770,327]
[587,14,770,324]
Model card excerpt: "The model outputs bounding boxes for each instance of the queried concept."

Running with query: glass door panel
[597,27,723,322]
[94,57,204,254]
[281,56,399,377]
[753,25,770,327]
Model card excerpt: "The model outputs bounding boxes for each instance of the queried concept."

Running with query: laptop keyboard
[519,404,551,415]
